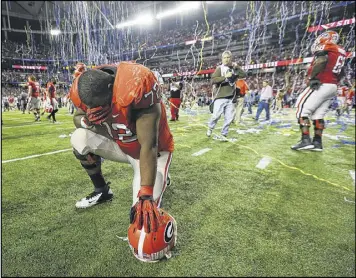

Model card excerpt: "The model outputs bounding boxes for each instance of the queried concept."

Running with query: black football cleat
[311,140,323,152]
[75,183,113,209]
[291,138,314,151]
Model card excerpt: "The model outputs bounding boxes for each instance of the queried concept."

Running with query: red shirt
[347,89,355,101]
[70,62,174,159]
[28,81,40,97]
[235,79,249,95]
[47,82,56,99]
[337,86,348,98]
[308,43,346,84]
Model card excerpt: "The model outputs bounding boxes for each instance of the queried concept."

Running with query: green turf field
[1,106,355,277]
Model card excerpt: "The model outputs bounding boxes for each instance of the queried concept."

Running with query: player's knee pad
[313,119,325,130]
[73,148,101,170]
[298,117,310,128]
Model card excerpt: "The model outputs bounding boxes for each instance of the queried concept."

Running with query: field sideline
[1,106,355,277]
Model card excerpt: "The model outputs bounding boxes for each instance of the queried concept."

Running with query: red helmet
[311,30,339,54]
[127,209,177,262]
[45,105,53,113]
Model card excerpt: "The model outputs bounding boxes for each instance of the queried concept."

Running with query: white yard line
[192,148,212,156]
[2,118,26,121]
[2,148,72,164]
[2,122,63,129]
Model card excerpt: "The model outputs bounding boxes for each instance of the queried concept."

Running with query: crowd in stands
[2,2,353,64]
[1,2,354,113]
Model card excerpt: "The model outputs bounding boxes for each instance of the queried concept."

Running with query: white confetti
[349,170,355,184]
[256,157,272,169]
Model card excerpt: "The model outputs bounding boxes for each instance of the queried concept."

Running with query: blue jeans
[208,98,236,136]
[247,102,253,114]
[255,100,270,120]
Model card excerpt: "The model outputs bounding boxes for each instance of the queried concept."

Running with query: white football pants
[70,128,172,207]
[295,83,337,120]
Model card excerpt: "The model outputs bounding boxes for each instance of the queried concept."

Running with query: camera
[226,68,238,86]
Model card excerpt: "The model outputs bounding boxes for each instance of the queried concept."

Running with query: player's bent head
[78,69,115,108]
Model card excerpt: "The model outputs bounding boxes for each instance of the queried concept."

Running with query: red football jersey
[307,43,346,84]
[28,81,40,97]
[70,62,174,159]
[47,82,56,99]
[337,86,348,98]
[347,88,355,101]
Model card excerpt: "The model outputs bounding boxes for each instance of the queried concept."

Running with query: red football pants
[170,98,181,120]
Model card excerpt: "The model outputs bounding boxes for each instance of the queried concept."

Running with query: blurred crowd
[1,2,354,114]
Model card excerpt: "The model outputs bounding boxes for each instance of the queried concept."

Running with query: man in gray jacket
[207,51,246,138]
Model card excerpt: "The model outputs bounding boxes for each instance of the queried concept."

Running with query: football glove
[309,79,322,90]
[86,104,112,125]
[130,186,162,233]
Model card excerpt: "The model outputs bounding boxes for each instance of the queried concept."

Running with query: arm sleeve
[211,67,227,85]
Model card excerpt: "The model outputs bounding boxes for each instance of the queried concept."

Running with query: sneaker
[311,140,323,152]
[75,184,113,209]
[291,138,314,151]
[206,129,212,137]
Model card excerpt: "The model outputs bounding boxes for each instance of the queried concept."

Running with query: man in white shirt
[253,80,273,121]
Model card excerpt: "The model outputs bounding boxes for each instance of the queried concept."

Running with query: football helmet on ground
[45,105,53,113]
[127,209,177,263]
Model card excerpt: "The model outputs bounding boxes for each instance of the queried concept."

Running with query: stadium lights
[156,1,201,20]
[116,21,136,29]
[50,29,61,35]
[116,15,154,29]
[135,14,154,25]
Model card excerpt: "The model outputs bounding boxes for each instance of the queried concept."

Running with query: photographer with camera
[207,51,246,138]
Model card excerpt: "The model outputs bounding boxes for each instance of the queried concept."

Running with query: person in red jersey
[40,87,48,116]
[292,30,347,152]
[8,95,15,111]
[168,80,183,121]
[46,79,59,123]
[345,83,355,115]
[27,75,42,121]
[69,63,174,249]
[336,85,349,117]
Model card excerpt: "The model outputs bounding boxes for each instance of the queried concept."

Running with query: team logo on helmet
[164,221,174,243]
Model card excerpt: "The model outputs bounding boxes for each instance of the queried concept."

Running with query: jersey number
[332,56,346,74]
[102,122,137,143]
